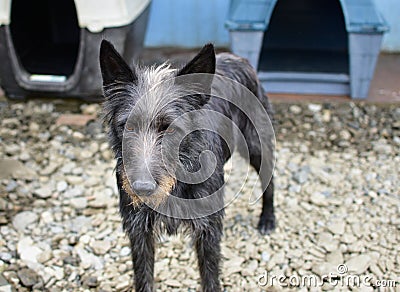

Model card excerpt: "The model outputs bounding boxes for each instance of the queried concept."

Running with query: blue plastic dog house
[225,0,389,99]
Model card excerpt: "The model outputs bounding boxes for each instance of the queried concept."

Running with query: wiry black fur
[100,40,275,292]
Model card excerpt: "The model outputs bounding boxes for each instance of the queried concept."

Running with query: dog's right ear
[99,40,136,86]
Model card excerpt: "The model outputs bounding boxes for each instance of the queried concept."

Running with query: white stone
[17,237,43,269]
[76,247,103,270]
[56,181,68,192]
[345,255,371,274]
[33,185,53,199]
[90,240,112,255]
[309,192,329,207]
[325,250,344,266]
[327,220,346,235]
[317,232,339,252]
[12,211,38,232]
[312,262,337,277]
[70,197,87,209]
[308,103,322,112]
[290,105,302,114]
[120,246,131,257]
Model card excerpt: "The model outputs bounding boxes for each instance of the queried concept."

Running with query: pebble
[69,216,92,233]
[40,163,59,176]
[70,197,88,209]
[164,279,182,287]
[293,169,309,184]
[326,219,345,235]
[288,184,301,193]
[369,264,383,278]
[17,237,42,269]
[289,105,302,114]
[115,280,130,291]
[312,262,337,277]
[76,248,103,270]
[64,187,84,197]
[84,276,98,288]
[81,104,99,116]
[66,176,84,185]
[345,254,371,274]
[37,250,52,264]
[17,268,38,288]
[339,129,351,141]
[317,232,339,252]
[72,131,85,141]
[90,240,112,255]
[12,211,38,232]
[0,252,12,263]
[56,181,68,192]
[5,180,18,192]
[88,191,112,208]
[33,185,53,199]
[0,159,36,180]
[261,251,270,262]
[309,192,329,207]
[118,263,128,273]
[29,122,40,133]
[325,250,343,266]
[308,103,322,112]
[40,211,53,224]
[322,110,331,122]
[372,139,392,154]
[341,233,357,244]
[120,246,131,257]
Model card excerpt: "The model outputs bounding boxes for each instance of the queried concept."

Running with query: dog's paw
[257,215,276,235]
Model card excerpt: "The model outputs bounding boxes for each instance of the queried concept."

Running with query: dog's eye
[165,127,175,134]
[125,125,135,132]
[159,124,175,134]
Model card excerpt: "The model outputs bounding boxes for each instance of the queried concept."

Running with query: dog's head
[99,40,216,206]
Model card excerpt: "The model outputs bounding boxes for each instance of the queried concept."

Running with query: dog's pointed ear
[99,40,136,86]
[178,43,216,76]
[176,44,215,108]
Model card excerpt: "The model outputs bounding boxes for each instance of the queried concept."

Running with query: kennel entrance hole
[258,0,349,74]
[10,0,80,77]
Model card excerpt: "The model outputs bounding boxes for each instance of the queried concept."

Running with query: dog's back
[201,52,274,163]
[216,52,274,117]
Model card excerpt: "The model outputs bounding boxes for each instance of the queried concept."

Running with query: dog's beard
[121,169,176,208]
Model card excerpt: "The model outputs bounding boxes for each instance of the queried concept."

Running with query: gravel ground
[0,100,399,291]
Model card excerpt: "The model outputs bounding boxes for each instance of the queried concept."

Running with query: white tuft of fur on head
[131,63,188,117]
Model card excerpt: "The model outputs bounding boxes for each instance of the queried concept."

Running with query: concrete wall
[144,0,400,52]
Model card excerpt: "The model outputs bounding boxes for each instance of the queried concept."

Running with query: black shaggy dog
[99,40,275,291]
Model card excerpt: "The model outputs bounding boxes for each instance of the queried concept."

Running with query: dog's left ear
[178,43,216,76]
[177,43,215,107]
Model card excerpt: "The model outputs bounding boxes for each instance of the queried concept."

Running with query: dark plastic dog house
[0,0,150,99]
[225,0,389,98]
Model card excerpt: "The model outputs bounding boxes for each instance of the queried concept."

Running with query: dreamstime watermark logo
[257,264,397,288]
[122,73,276,219]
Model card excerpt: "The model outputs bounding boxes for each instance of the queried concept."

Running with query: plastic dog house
[225,0,389,99]
[0,0,150,99]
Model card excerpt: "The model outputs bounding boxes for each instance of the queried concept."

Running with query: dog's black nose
[132,180,156,196]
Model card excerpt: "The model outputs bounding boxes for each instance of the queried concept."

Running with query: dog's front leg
[191,214,223,292]
[127,222,155,292]
[117,170,155,291]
